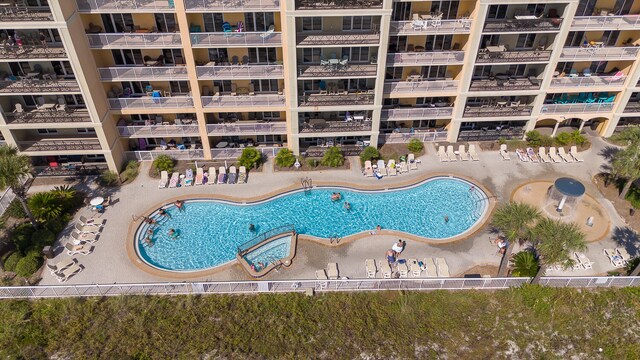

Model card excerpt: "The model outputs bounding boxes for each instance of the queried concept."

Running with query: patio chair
[376,159,387,176]
[575,252,593,269]
[569,146,584,162]
[435,258,450,277]
[365,259,377,278]
[238,166,247,184]
[397,262,409,278]
[228,166,237,184]
[56,96,66,111]
[538,147,552,163]
[327,263,339,279]
[168,172,180,188]
[363,160,374,177]
[55,263,84,282]
[217,166,227,184]
[459,144,469,161]
[78,215,102,226]
[548,147,562,162]
[74,222,102,234]
[615,248,631,264]
[438,146,448,162]
[260,24,275,38]
[558,147,574,162]
[468,144,480,161]
[526,148,539,162]
[409,259,421,277]
[424,258,437,277]
[158,170,168,188]
[500,144,511,160]
[408,153,418,170]
[230,83,237,96]
[47,258,77,275]
[195,167,204,185]
[380,260,392,278]
[70,230,99,244]
[399,161,409,173]
[65,243,94,256]
[13,103,24,114]
[387,159,397,176]
[603,248,624,267]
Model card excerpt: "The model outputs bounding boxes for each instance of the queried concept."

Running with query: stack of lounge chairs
[512,146,585,163]
[438,144,479,162]
[160,164,250,189]
[363,153,420,178]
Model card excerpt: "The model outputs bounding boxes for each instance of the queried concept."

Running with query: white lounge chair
[558,147,573,162]
[570,146,584,162]
[158,170,168,189]
[195,168,204,185]
[238,166,247,183]
[435,257,450,277]
[549,147,562,163]
[499,144,511,160]
[183,169,193,186]
[468,144,479,161]
[376,160,387,176]
[380,260,392,278]
[424,258,437,277]
[315,269,328,290]
[70,230,99,244]
[327,263,339,279]
[399,161,409,173]
[387,159,397,176]
[365,259,377,278]
[397,262,409,278]
[55,263,83,282]
[74,222,102,234]
[78,215,104,226]
[217,166,227,184]
[459,145,469,161]
[208,167,216,185]
[575,252,592,269]
[446,145,457,161]
[65,243,94,256]
[437,146,448,162]
[47,258,77,275]
[603,248,624,267]
[168,172,180,188]
[364,160,374,177]
[538,147,552,163]
[526,148,539,162]
[516,148,528,162]
[408,153,418,170]
[616,248,631,264]
[228,166,237,184]
[409,258,421,277]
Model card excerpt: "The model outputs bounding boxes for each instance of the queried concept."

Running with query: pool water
[243,235,292,271]
[136,177,488,271]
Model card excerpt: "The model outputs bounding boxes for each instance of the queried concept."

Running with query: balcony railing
[623,101,640,113]
[463,106,533,118]
[206,122,287,135]
[303,145,364,157]
[389,20,471,35]
[483,18,563,32]
[476,50,552,63]
[458,128,524,141]
[117,125,201,137]
[98,66,189,81]
[299,120,372,133]
[211,146,278,160]
[0,44,66,60]
[18,139,102,152]
[299,93,375,106]
[190,32,282,47]
[108,97,194,110]
[202,94,285,108]
[0,79,80,93]
[380,131,448,144]
[469,78,540,91]
[541,103,614,114]
[295,0,382,10]
[86,33,182,49]
[296,32,380,46]
[381,107,453,120]
[4,108,92,124]
[387,51,464,66]
[571,15,640,30]
[549,75,626,88]
[185,0,280,11]
[196,64,284,79]
[0,7,53,22]
[297,64,377,78]
[126,149,205,161]
[559,46,640,61]
[77,0,176,12]
[384,80,459,94]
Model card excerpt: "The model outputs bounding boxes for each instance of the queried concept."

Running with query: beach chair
[500,144,511,160]
[468,144,479,161]
[570,146,584,162]
[65,243,94,256]
[438,146,448,162]
[459,145,469,161]
[217,166,227,184]
[408,153,418,170]
[549,147,562,162]
[376,159,387,176]
[603,248,624,267]
[183,168,193,186]
[228,166,237,184]
[516,148,528,162]
[424,258,437,277]
[327,263,339,279]
[238,166,247,184]
[435,258,450,277]
[70,230,99,244]
[74,222,102,234]
[195,168,204,185]
[446,145,457,161]
[526,148,539,162]
[558,147,573,162]
[575,252,592,269]
[364,160,374,177]
[387,159,397,176]
[315,269,328,290]
[208,167,216,185]
[538,147,552,163]
[397,262,409,278]
[55,263,83,282]
[380,260,392,278]
[78,215,104,226]
[365,259,377,278]
[616,248,631,264]
[158,170,169,188]
[409,258,421,277]
[47,258,77,275]
[168,172,180,188]
[399,161,409,173]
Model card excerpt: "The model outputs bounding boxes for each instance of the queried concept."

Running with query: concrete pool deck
[35,136,637,285]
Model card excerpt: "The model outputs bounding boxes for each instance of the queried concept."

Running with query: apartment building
[0,0,639,173]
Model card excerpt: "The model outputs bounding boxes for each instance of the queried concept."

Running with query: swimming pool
[243,235,292,270]
[136,176,489,271]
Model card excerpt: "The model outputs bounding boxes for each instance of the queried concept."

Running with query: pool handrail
[238,224,295,255]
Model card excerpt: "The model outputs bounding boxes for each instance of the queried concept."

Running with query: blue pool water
[243,235,292,271]
[136,177,488,271]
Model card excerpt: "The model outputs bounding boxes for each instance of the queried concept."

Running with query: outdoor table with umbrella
[90,196,105,212]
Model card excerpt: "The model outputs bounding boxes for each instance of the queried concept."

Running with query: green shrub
[28,192,63,222]
[4,199,26,219]
[3,252,22,272]
[555,132,572,146]
[275,148,296,168]
[571,130,588,146]
[238,148,262,169]
[540,135,554,147]
[45,214,71,235]
[306,159,319,168]
[625,184,640,209]
[152,155,174,174]
[626,257,640,275]
[99,170,120,186]
[320,147,344,167]
[407,138,424,154]
[30,228,55,249]
[15,252,42,277]
[498,138,507,145]
[11,224,36,254]
[511,251,539,277]
[526,131,542,147]
[359,146,380,164]
[120,160,139,183]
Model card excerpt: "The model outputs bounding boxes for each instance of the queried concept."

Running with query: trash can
[42,246,54,259]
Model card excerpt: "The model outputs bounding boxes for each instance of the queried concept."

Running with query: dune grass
[0,286,639,359]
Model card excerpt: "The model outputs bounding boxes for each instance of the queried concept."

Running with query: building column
[551,121,560,137]
[578,119,586,132]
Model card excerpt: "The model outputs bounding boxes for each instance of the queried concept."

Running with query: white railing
[386,51,465,66]
[541,102,614,114]
[98,66,189,81]
[190,32,282,47]
[3,276,637,298]
[196,64,284,79]
[381,107,453,120]
[201,95,285,108]
[117,125,200,137]
[185,0,280,11]
[0,187,17,217]
[108,97,194,110]
[549,75,626,88]
[384,80,459,93]
[380,131,448,143]
[211,146,278,160]
[77,0,175,12]
[560,47,640,60]
[571,15,640,30]
[389,19,471,35]
[86,33,182,49]
[126,149,205,161]
[206,122,287,135]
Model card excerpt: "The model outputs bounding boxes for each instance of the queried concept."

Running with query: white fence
[381,131,448,143]
[0,187,16,217]
[190,32,282,47]
[184,0,280,11]
[571,15,640,30]
[77,0,175,12]
[560,46,640,60]
[1,276,639,299]
[389,19,471,35]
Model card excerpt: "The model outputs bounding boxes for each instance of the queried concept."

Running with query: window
[302,48,321,63]
[555,62,574,74]
[208,48,228,63]
[383,98,399,107]
[300,80,320,93]
[162,49,183,64]
[576,0,597,16]
[155,14,177,32]
[214,80,232,92]
[516,34,536,49]
[590,60,608,74]
[248,48,276,63]
[121,81,150,94]
[487,5,507,19]
[601,31,620,46]
[256,135,282,143]
[385,67,402,80]
[431,1,459,20]
[422,66,447,79]
[342,16,372,30]
[76,128,96,134]
[526,4,546,17]
[614,0,633,15]
[565,31,585,47]
[507,64,527,76]
[473,66,492,78]
[64,95,85,106]
[252,79,278,92]
[244,12,275,32]
[341,47,369,62]
[425,35,453,51]
[392,2,412,21]
[249,112,280,120]
[37,129,58,134]
[112,49,143,65]
[101,14,134,32]
[170,81,190,94]
[26,0,48,6]
[302,17,322,31]
[52,61,74,77]
[480,35,500,48]
[203,13,224,32]
[346,79,368,91]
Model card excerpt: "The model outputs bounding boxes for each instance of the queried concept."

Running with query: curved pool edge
[126,172,496,279]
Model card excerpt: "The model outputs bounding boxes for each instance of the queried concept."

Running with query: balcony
[211,146,278,160]
[469,78,540,92]
[300,119,372,133]
[117,124,201,138]
[0,44,66,60]
[381,107,453,121]
[549,75,626,89]
[296,32,380,47]
[458,127,524,141]
[196,64,284,80]
[541,103,614,114]
[483,18,562,33]
[303,145,364,157]
[571,15,640,31]
[98,66,188,81]
[389,20,471,36]
[206,122,287,135]
[297,64,377,79]
[463,106,533,118]
[185,0,280,11]
[190,32,281,48]
[0,6,53,22]
[77,0,176,12]
[384,80,459,94]
[299,93,375,107]
[294,0,382,10]
[386,51,465,66]
[86,33,182,49]
[17,139,102,152]
[380,131,447,144]
[0,79,80,94]
[108,96,194,110]
[4,108,92,125]
[201,94,285,108]
[559,47,640,61]
[476,49,552,63]
[623,101,640,113]
[126,149,205,161]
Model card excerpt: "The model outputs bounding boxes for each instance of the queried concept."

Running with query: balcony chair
[249,83,255,96]
[231,55,239,65]
[213,86,220,96]
[583,68,592,77]
[569,69,578,78]
[222,22,232,34]
[56,97,66,111]
[202,86,211,96]
[242,55,249,65]
[230,83,237,96]
[260,24,275,38]
[13,103,24,114]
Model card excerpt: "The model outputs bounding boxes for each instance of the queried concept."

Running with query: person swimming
[158,208,171,218]
[344,202,351,210]
[249,223,256,232]
[331,192,342,201]
[168,228,179,239]
[144,216,157,225]
[444,215,449,223]
[174,200,185,212]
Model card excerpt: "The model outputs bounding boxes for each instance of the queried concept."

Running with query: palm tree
[510,251,539,277]
[613,127,640,145]
[611,142,640,199]
[529,218,587,283]
[491,202,541,276]
[0,146,36,227]
[28,192,63,222]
